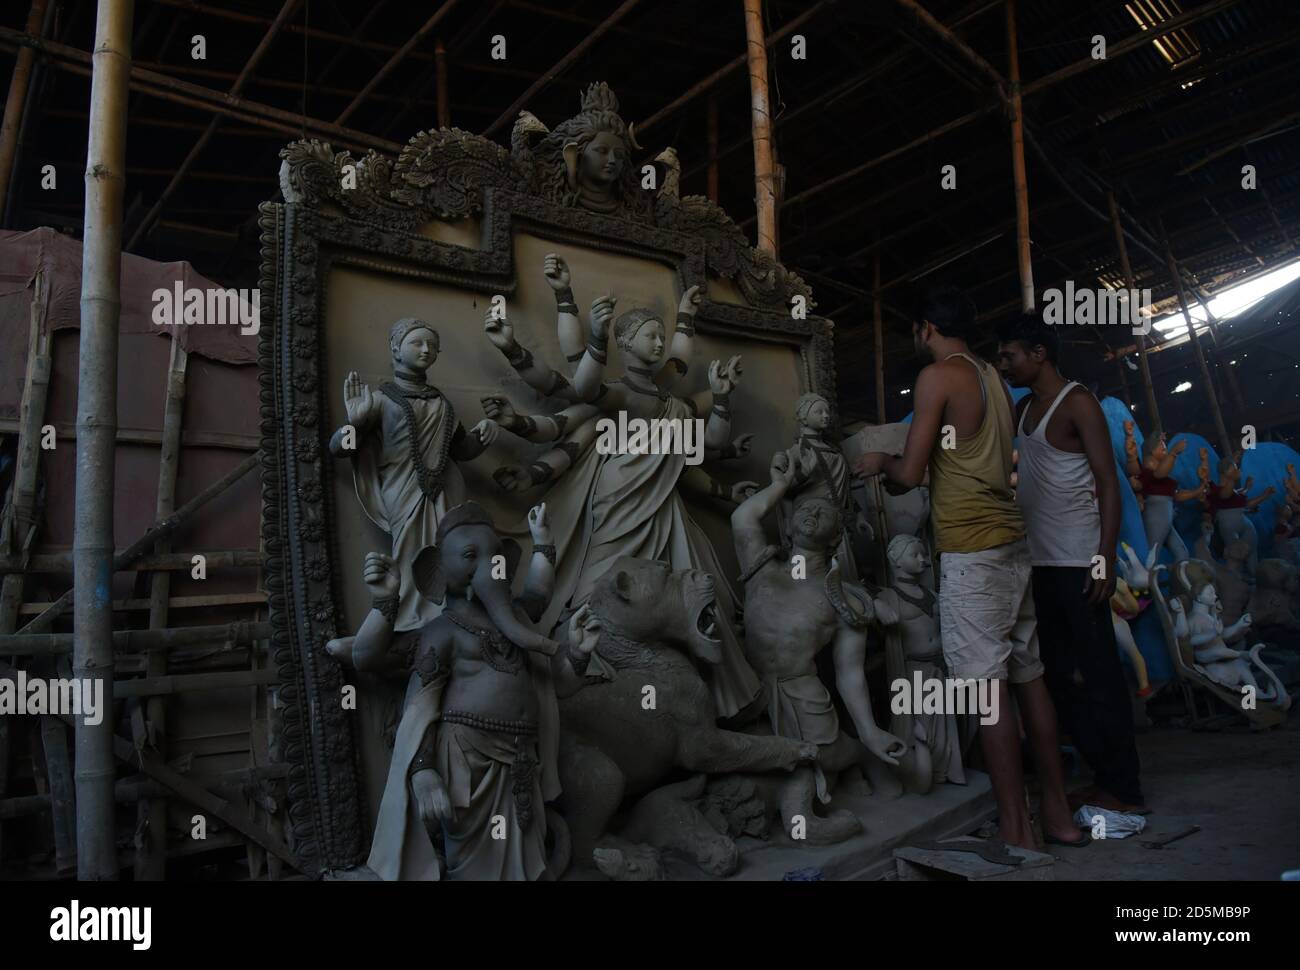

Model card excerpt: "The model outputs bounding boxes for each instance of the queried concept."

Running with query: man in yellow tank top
[853,287,1082,851]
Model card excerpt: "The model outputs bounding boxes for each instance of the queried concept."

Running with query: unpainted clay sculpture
[874,534,965,792]
[328,320,497,631]
[337,501,601,880]
[724,451,907,844]
[1113,543,1157,698]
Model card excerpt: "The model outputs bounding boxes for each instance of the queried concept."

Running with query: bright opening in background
[1153,257,1300,335]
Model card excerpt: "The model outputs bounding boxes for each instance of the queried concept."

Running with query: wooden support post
[74,0,133,882]
[743,0,778,257]
[1108,191,1161,435]
[1162,228,1232,458]
[1006,0,1033,312]
[0,549,262,575]
[0,620,273,657]
[874,248,887,423]
[435,38,450,129]
[0,0,48,220]
[706,94,719,204]
[135,337,186,880]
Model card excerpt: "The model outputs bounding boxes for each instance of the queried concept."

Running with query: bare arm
[572,296,617,400]
[657,284,702,392]
[832,620,903,765]
[731,455,794,573]
[856,364,947,488]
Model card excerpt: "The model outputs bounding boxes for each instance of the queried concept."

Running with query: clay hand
[343,371,380,428]
[363,552,400,600]
[543,253,571,292]
[483,308,515,352]
[590,295,617,341]
[678,283,703,315]
[867,729,906,767]
[854,512,874,539]
[729,433,754,459]
[770,449,796,488]
[731,481,760,503]
[411,769,454,831]
[480,393,523,433]
[1239,612,1252,628]
[1169,598,1184,615]
[470,418,499,448]
[527,502,552,545]
[568,604,601,656]
[707,354,743,395]
[1170,439,1188,456]
[493,464,531,493]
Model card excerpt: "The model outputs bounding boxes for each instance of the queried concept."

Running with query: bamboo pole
[0,549,262,575]
[874,248,886,423]
[74,0,133,882]
[1109,203,1161,438]
[0,620,272,657]
[889,0,1007,96]
[19,453,257,636]
[134,336,187,879]
[0,0,48,219]
[435,38,450,129]
[0,27,403,154]
[743,0,778,257]
[706,94,719,204]
[1005,0,1033,312]
[1161,228,1232,458]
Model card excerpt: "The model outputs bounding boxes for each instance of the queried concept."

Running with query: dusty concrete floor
[1044,716,1299,880]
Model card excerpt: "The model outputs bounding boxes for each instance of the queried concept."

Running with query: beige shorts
[938,538,1044,683]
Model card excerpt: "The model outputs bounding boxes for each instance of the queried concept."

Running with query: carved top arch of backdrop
[258,83,837,875]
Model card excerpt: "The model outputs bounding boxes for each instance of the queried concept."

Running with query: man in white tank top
[997,314,1145,814]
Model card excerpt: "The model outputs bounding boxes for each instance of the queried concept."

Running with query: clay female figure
[873,534,965,792]
[329,319,497,631]
[480,265,761,720]
[1207,452,1275,575]
[1169,579,1290,709]
[1124,422,1203,563]
[1113,542,1158,698]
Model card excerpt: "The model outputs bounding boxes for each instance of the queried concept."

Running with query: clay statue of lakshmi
[329,319,498,631]
[1124,421,1203,563]
[476,255,762,720]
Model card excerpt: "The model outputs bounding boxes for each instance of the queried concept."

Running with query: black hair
[996,312,1059,364]
[916,285,977,341]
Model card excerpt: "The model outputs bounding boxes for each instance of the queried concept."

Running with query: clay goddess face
[580,131,627,189]
[803,398,831,431]
[397,328,438,372]
[896,540,929,576]
[627,319,665,365]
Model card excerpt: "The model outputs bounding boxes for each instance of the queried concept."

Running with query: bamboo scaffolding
[874,248,886,424]
[435,39,450,129]
[1005,0,1034,312]
[18,591,266,615]
[742,0,777,257]
[19,453,258,637]
[0,550,262,575]
[0,620,272,657]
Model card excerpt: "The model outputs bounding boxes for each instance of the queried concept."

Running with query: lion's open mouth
[694,599,721,642]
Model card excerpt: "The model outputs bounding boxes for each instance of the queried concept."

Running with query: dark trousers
[1031,566,1143,804]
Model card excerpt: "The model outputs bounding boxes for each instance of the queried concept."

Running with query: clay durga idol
[1205,451,1274,575]
[1124,422,1203,563]
[477,255,762,720]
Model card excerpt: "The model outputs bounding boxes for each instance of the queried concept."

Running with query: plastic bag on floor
[1074,804,1147,840]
